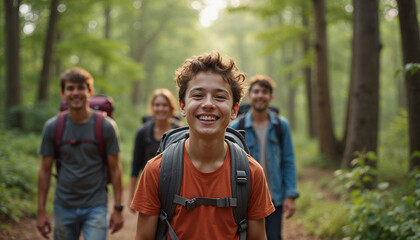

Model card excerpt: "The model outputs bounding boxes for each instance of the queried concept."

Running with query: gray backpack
[156,126,251,240]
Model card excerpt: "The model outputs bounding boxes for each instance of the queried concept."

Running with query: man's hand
[36,211,52,239]
[109,210,124,234]
[282,197,296,219]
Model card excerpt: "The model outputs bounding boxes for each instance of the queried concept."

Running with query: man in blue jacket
[230,74,299,240]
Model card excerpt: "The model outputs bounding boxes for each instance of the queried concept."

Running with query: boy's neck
[251,108,270,127]
[68,107,93,124]
[185,134,227,173]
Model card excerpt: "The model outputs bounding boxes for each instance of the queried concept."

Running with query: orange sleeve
[130,154,162,216]
[247,155,275,220]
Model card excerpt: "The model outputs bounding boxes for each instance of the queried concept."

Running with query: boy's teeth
[200,116,216,121]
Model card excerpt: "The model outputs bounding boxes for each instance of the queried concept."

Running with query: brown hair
[249,74,276,94]
[60,67,94,92]
[174,52,247,107]
[148,88,178,116]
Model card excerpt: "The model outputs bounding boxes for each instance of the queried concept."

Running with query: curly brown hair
[249,74,276,94]
[174,52,247,107]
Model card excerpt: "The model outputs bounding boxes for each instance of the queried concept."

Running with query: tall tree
[37,0,60,101]
[286,46,297,130]
[101,0,111,77]
[341,0,357,167]
[312,0,340,162]
[396,0,420,170]
[4,0,22,128]
[342,0,380,174]
[302,6,315,138]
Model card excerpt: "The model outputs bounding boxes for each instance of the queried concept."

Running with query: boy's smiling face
[180,71,238,138]
[62,81,92,111]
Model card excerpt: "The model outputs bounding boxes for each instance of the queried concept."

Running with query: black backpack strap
[53,111,68,179]
[272,115,283,149]
[156,139,185,240]
[144,120,154,145]
[237,115,246,131]
[227,141,251,240]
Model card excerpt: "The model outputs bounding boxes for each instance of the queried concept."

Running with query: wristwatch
[114,204,124,212]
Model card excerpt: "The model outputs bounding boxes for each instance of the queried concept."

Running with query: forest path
[0,166,329,239]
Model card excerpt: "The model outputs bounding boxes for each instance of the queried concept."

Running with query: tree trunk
[54,30,62,78]
[101,1,111,77]
[302,11,315,138]
[37,0,60,102]
[312,0,340,162]
[397,74,406,109]
[287,47,297,130]
[397,0,420,170]
[341,0,358,167]
[4,0,22,128]
[343,0,380,187]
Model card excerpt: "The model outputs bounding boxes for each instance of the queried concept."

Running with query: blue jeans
[265,205,283,240]
[54,205,108,240]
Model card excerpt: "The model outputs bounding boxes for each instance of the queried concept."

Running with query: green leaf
[378,182,389,190]
[411,150,420,158]
[394,69,402,78]
[367,213,378,225]
[390,225,399,232]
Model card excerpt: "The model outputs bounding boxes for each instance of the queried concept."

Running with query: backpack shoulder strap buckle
[236,170,247,184]
[185,198,197,210]
[174,195,197,210]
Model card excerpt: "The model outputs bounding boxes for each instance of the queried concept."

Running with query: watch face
[114,205,124,211]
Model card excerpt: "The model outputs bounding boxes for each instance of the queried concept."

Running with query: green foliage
[378,110,409,183]
[334,152,378,191]
[334,155,420,240]
[0,128,39,221]
[394,62,420,78]
[4,102,57,133]
[296,182,347,238]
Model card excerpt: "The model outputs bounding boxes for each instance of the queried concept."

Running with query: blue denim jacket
[230,111,299,206]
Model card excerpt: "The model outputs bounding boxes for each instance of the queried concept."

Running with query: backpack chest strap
[58,139,98,146]
[173,194,237,210]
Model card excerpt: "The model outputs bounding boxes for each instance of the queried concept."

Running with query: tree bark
[341,0,358,166]
[37,0,60,102]
[101,1,111,77]
[397,0,420,170]
[4,0,22,128]
[302,10,315,138]
[312,0,340,162]
[287,47,297,130]
[343,0,380,183]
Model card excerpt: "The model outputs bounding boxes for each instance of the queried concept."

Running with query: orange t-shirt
[130,145,275,239]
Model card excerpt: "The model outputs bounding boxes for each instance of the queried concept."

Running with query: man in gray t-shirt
[36,68,124,240]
